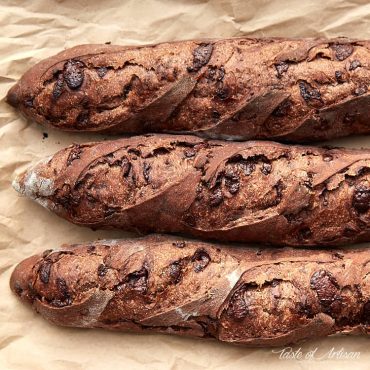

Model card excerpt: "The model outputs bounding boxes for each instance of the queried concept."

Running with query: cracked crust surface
[12,134,370,247]
[6,37,370,142]
[10,235,370,347]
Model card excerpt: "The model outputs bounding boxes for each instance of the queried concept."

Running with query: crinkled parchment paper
[0,0,369,369]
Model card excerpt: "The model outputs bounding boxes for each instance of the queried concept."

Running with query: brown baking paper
[0,0,369,369]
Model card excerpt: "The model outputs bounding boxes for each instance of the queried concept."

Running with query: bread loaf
[6,38,370,142]
[10,235,370,346]
[12,134,370,246]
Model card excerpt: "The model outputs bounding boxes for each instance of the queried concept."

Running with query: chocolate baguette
[12,134,370,247]
[10,235,370,346]
[6,38,370,142]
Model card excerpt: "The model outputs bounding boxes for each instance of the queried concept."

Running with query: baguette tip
[6,83,20,108]
[12,175,23,195]
[13,157,55,198]
[10,254,41,305]
[12,158,56,212]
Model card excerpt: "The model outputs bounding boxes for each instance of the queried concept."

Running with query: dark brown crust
[12,134,370,247]
[6,37,370,142]
[9,235,370,346]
